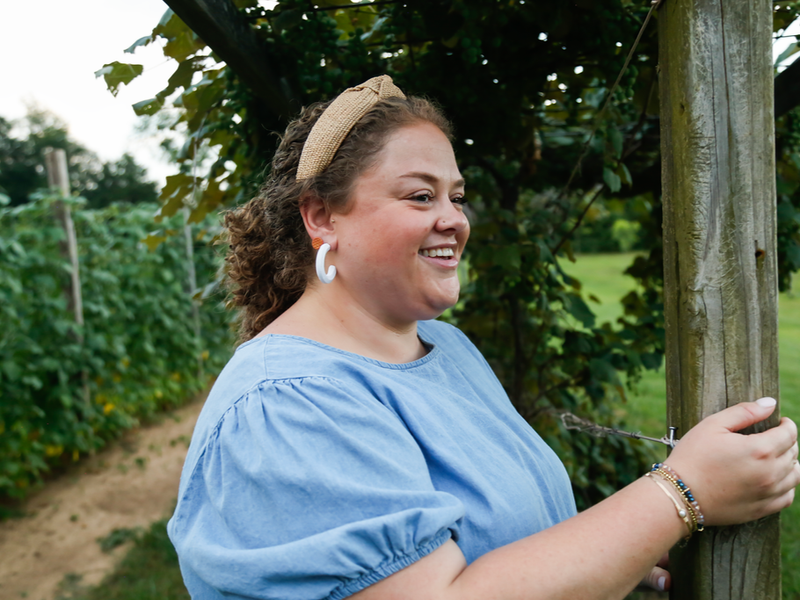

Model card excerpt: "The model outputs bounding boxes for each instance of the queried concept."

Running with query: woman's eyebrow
[399,171,466,188]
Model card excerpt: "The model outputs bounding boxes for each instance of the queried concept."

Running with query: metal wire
[560,411,677,448]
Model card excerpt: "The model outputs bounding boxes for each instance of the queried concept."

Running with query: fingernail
[658,576,666,591]
[757,397,777,408]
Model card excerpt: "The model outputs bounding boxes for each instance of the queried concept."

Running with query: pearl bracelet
[646,473,694,540]
[651,463,706,532]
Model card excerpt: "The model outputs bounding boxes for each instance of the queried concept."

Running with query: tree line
[0,109,158,209]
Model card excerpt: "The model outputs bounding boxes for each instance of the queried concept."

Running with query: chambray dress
[167,320,576,600]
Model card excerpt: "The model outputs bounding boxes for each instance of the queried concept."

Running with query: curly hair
[224,94,453,342]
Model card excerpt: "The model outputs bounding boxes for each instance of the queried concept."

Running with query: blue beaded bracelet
[651,463,705,532]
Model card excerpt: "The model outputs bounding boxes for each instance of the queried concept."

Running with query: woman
[168,76,799,600]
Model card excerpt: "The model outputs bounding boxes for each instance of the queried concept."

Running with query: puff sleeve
[168,376,465,600]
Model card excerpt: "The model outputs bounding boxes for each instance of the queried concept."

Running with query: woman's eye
[452,196,468,206]
[412,194,432,202]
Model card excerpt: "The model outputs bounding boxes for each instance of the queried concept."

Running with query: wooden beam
[658,0,781,598]
[162,0,296,120]
[775,58,800,119]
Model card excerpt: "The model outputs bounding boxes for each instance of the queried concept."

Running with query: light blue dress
[168,320,576,599]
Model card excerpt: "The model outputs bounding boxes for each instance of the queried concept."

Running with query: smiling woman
[166,76,800,600]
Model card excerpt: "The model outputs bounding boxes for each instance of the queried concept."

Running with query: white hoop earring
[315,243,337,284]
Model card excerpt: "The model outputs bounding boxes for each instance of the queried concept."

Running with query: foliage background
[0,195,232,501]
[95,0,800,509]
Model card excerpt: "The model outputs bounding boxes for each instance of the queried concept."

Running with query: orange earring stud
[312,237,324,250]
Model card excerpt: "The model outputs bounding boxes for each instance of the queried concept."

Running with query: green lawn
[567,252,800,598]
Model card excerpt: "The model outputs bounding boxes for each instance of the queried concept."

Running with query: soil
[0,394,205,600]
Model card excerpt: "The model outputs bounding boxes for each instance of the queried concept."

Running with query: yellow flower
[170,372,181,382]
[45,445,64,457]
[72,449,80,462]
[121,357,130,368]
[112,373,122,383]
[154,390,163,399]
[201,350,210,361]
[103,403,115,415]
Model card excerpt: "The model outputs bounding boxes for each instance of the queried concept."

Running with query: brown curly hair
[224,95,452,342]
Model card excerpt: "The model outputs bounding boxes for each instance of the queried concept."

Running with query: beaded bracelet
[653,464,705,531]
[645,473,694,540]
[651,463,706,532]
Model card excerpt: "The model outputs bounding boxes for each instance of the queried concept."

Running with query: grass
[566,252,800,598]
[55,519,189,600]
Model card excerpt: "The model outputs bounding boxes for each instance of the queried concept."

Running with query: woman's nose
[435,202,469,233]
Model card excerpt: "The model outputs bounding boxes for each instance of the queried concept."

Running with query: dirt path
[0,394,206,600]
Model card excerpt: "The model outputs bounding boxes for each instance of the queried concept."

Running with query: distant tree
[81,153,159,209]
[0,110,157,207]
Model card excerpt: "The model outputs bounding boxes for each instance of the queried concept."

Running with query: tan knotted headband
[295,75,406,181]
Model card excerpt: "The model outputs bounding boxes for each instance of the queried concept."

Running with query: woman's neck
[258,286,428,364]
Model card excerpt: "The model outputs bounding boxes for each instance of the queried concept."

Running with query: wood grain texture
[658,0,780,597]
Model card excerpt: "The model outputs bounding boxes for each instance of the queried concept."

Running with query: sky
[0,2,797,188]
[0,0,174,183]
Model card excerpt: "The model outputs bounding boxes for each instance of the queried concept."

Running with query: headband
[295,75,406,181]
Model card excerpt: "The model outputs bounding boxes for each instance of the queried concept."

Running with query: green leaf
[565,294,596,328]
[156,58,202,101]
[163,31,204,62]
[142,233,167,251]
[608,128,623,159]
[94,62,144,97]
[124,36,152,54]
[132,98,163,116]
[603,167,621,193]
[273,9,303,33]
[616,163,632,187]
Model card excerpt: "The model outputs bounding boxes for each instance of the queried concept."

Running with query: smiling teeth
[420,248,455,257]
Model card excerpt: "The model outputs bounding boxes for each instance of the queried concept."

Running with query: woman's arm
[352,399,799,600]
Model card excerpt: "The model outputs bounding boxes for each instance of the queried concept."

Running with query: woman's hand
[639,554,670,593]
[666,397,800,526]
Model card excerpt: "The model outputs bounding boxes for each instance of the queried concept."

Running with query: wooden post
[183,207,203,380]
[658,0,781,598]
[44,148,84,331]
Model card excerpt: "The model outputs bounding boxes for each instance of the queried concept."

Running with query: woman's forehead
[368,123,461,183]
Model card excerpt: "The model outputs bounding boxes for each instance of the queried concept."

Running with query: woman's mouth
[418,247,458,268]
[419,247,455,258]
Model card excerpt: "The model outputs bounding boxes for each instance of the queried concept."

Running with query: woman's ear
[300,195,336,248]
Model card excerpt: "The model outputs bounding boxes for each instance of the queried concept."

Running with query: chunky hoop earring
[315,242,336,284]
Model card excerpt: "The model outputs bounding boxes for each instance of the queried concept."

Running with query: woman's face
[331,121,469,328]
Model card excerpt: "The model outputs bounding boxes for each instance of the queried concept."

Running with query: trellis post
[44,148,84,332]
[658,0,781,598]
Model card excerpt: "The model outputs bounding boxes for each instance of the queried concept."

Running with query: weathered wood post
[44,148,84,331]
[183,207,203,379]
[658,0,781,598]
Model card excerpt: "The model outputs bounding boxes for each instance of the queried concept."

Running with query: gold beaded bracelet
[651,463,706,532]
